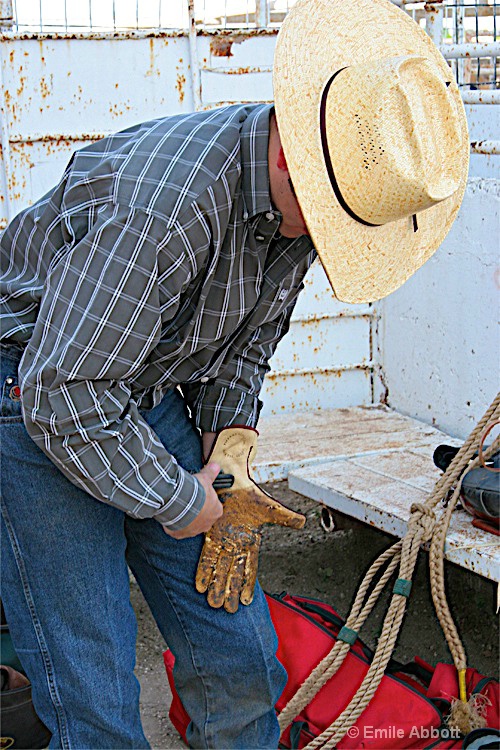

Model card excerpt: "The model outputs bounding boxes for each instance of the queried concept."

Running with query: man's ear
[277,147,289,173]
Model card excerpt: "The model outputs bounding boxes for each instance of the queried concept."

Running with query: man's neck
[268,114,309,238]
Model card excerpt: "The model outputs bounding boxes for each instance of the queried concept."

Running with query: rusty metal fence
[0,0,497,421]
[2,1,498,98]
[2,0,283,31]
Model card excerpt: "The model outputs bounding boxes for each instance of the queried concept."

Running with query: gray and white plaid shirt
[0,104,315,529]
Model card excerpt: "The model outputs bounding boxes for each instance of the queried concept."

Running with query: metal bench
[254,405,499,583]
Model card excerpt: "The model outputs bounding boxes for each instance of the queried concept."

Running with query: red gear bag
[164,592,499,749]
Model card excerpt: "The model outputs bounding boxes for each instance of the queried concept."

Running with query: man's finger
[199,462,221,484]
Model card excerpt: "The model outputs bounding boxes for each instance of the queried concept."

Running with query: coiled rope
[278,392,500,748]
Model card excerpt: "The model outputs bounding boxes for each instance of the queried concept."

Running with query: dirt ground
[132,482,499,750]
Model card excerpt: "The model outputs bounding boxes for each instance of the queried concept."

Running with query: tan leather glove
[195,426,306,613]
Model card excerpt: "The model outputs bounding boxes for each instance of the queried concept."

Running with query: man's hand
[163,463,223,540]
[202,431,217,462]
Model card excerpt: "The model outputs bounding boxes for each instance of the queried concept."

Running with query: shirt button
[243,212,249,221]
[265,211,275,221]
[200,376,209,383]
[255,235,265,241]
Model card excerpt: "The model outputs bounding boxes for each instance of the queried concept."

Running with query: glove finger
[224,554,247,614]
[256,495,306,529]
[240,538,260,606]
[207,551,233,609]
[195,540,219,594]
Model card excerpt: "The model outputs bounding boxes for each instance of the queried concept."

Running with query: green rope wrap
[393,578,412,597]
[337,626,358,645]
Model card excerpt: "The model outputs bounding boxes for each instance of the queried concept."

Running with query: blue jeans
[0,345,286,749]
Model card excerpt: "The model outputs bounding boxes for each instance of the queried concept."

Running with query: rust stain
[26,134,104,143]
[211,37,233,58]
[108,101,130,117]
[211,66,272,75]
[176,73,186,103]
[470,140,496,154]
[147,37,155,76]
[203,28,273,38]
[9,50,14,63]
[40,75,53,99]
[71,84,84,103]
[17,76,26,97]
[0,28,272,42]
[146,38,161,78]
[210,34,251,58]
[11,147,34,171]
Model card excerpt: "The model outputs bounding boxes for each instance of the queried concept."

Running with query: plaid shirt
[0,104,315,529]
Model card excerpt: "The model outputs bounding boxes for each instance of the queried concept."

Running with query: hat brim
[273,0,469,303]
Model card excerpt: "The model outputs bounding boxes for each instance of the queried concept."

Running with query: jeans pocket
[0,372,23,421]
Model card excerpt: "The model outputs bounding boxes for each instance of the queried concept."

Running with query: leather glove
[195,426,306,613]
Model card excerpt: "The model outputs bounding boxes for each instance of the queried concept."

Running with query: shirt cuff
[193,384,263,433]
[153,468,206,531]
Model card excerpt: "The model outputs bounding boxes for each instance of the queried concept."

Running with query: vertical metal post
[188,0,202,111]
[454,2,465,91]
[494,0,498,91]
[255,0,269,28]
[474,0,481,88]
[0,0,13,29]
[425,0,444,47]
[0,42,13,221]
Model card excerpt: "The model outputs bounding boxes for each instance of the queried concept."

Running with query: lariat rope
[278,392,500,748]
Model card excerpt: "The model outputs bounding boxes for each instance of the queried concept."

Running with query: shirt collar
[240,104,275,219]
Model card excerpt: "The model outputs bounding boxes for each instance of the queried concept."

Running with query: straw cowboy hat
[273,0,469,303]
